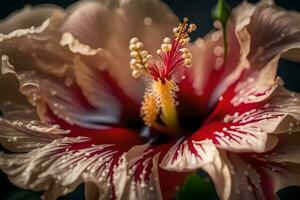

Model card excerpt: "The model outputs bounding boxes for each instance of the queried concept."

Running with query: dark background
[0,0,300,199]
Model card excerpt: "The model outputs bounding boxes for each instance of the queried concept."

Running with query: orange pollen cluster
[141,93,159,126]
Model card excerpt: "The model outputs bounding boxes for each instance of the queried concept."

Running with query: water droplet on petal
[213,20,222,29]
[211,32,221,41]
[213,46,224,56]
[195,38,204,47]
[214,57,224,69]
[144,17,152,26]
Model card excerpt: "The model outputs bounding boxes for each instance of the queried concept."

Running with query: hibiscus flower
[0,0,300,200]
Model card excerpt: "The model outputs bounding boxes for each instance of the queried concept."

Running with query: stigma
[128,18,196,136]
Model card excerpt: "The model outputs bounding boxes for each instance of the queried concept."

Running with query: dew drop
[213,46,224,56]
[65,77,73,86]
[211,32,221,42]
[213,20,222,29]
[195,38,204,47]
[144,17,152,26]
[215,57,224,69]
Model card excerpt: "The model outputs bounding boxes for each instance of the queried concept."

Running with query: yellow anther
[146,55,153,59]
[163,37,171,44]
[130,51,138,57]
[132,70,143,78]
[180,38,190,45]
[130,58,137,65]
[129,44,136,51]
[130,37,139,44]
[129,37,153,78]
[172,28,178,33]
[161,43,172,52]
[136,42,143,49]
[180,48,189,53]
[182,53,191,59]
[188,23,197,32]
[184,59,192,67]
[136,63,144,69]
[141,50,148,56]
[173,18,196,44]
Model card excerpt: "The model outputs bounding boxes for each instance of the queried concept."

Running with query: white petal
[1,55,119,128]
[226,153,266,200]
[123,145,162,200]
[160,138,220,171]
[214,87,300,153]
[0,4,63,34]
[0,137,129,200]
[220,133,300,200]
[201,150,231,200]
[247,3,300,65]
[160,138,231,200]
[125,155,162,200]
[262,132,300,192]
[0,104,66,152]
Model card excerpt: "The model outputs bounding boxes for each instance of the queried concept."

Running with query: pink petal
[72,56,141,125]
[1,57,122,128]
[222,0,300,103]
[60,0,179,102]
[59,31,144,107]
[188,0,261,108]
[189,18,241,108]
[190,0,300,109]
[0,4,146,121]
[1,49,142,128]
[60,0,177,53]
[193,86,300,153]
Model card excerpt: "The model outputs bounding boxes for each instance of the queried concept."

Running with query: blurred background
[0,0,300,199]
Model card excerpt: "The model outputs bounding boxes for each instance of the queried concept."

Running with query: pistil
[128,18,196,137]
[153,80,179,128]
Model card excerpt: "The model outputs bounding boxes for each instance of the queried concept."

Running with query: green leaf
[212,0,231,27]
[176,174,218,200]
[212,0,231,58]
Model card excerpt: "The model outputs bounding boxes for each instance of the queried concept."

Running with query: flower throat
[128,18,196,137]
